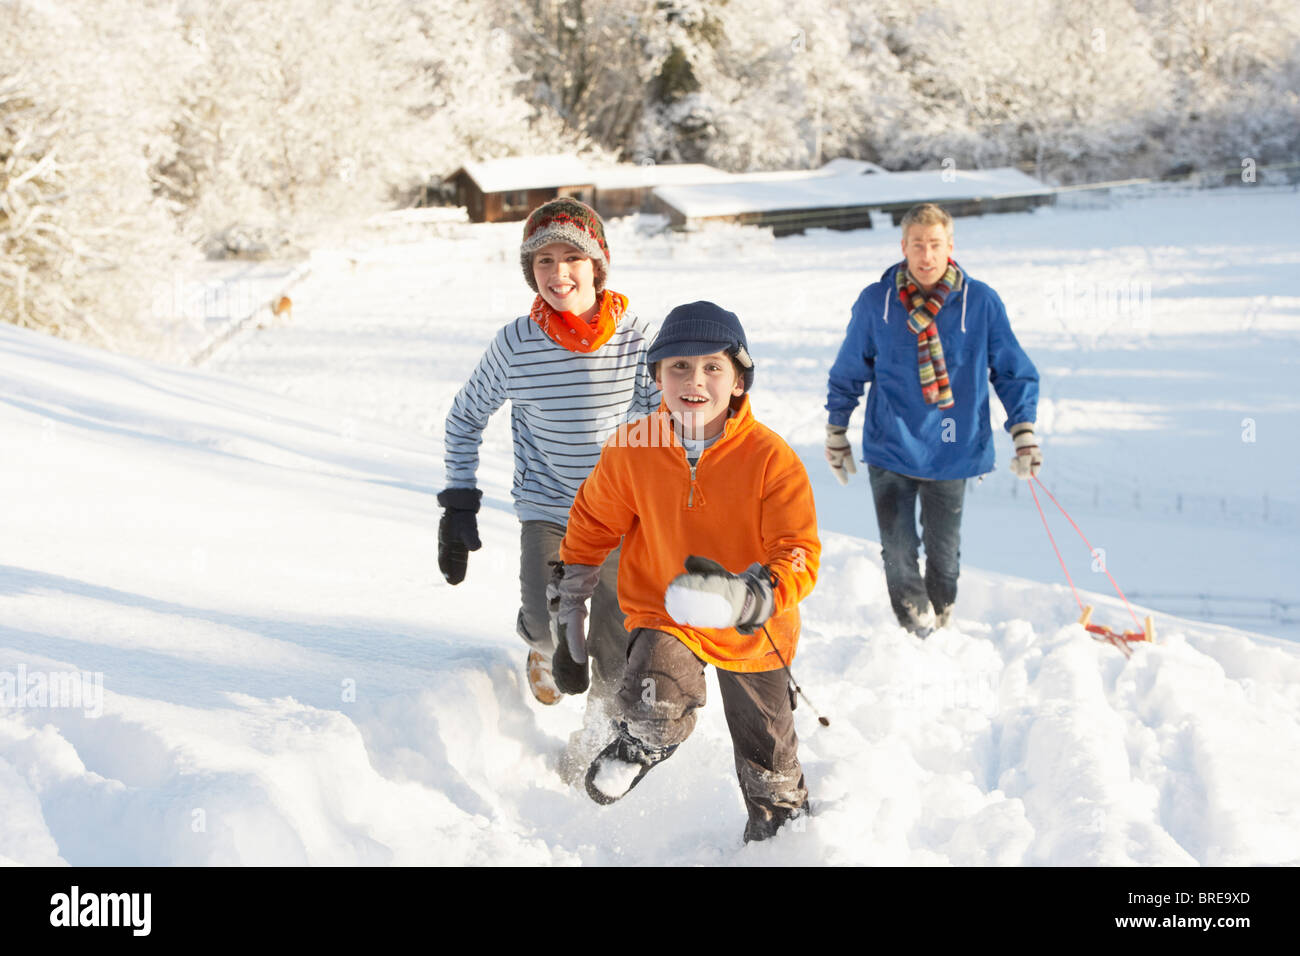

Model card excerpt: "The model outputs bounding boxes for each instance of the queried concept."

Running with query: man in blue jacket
[825,203,1040,637]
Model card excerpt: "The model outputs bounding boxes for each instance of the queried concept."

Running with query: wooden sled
[1079,605,1155,658]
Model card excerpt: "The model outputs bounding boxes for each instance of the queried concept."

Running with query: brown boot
[527,649,563,705]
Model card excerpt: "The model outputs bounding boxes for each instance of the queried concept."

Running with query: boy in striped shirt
[438,198,658,709]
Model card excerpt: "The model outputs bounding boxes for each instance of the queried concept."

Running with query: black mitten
[551,631,590,695]
[547,560,593,694]
[436,488,482,585]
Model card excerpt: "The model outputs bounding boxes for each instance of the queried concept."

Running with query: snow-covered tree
[6,0,1298,359]
[1140,0,1300,172]
[155,0,435,254]
[405,0,589,168]
[154,0,585,255]
[1,0,194,355]
[875,0,1170,182]
[630,0,906,172]
[492,0,659,159]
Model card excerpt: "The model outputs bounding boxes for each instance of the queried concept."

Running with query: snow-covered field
[1,187,1298,865]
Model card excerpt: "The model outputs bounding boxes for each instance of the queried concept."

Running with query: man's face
[901,223,954,291]
[654,350,744,440]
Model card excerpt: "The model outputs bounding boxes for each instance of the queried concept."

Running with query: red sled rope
[1027,476,1155,657]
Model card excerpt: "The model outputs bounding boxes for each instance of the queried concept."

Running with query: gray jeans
[517,520,628,699]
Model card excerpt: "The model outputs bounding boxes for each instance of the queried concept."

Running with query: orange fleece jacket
[560,395,820,673]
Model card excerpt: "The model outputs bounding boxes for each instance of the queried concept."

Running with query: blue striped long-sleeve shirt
[444,312,660,525]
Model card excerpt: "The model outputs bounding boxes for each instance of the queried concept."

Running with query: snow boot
[584,723,677,805]
[557,698,614,785]
[743,803,809,844]
[898,602,935,640]
[527,649,563,705]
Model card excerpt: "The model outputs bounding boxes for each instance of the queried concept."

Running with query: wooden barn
[589,163,737,219]
[450,155,737,223]
[449,155,1055,234]
[450,156,596,224]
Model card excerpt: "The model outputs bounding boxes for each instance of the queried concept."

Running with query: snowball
[665,585,735,628]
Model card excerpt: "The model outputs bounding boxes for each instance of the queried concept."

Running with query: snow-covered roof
[457,155,595,192]
[457,154,902,196]
[653,167,1051,219]
[458,155,741,193]
[819,157,887,176]
[589,163,735,190]
[455,155,1045,218]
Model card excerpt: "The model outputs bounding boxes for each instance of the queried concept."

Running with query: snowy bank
[3,266,1299,862]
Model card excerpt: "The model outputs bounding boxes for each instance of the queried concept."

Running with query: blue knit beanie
[648,301,754,392]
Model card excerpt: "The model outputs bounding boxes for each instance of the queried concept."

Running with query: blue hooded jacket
[825,261,1038,481]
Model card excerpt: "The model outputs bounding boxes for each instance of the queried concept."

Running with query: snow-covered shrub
[156,0,586,257]
[0,0,194,356]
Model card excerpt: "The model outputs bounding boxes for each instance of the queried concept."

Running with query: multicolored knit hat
[519,198,610,294]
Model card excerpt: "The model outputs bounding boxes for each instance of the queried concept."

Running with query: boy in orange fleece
[551,301,820,843]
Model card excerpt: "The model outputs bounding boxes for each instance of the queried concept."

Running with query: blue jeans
[867,465,966,630]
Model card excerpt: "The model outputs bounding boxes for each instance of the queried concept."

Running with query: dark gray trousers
[517,520,627,700]
[615,628,808,838]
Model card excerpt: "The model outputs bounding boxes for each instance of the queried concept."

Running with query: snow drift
[3,188,1299,865]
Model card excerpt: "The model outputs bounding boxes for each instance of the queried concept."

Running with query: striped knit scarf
[896,261,962,409]
[530,289,628,353]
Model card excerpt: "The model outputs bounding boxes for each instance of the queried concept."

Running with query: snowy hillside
[3,187,1300,865]
[216,186,1300,640]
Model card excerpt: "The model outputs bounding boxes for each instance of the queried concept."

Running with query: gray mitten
[664,555,775,635]
[547,560,601,694]
[1009,423,1042,479]
[825,423,857,485]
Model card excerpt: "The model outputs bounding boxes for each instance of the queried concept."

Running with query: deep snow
[1,186,1298,865]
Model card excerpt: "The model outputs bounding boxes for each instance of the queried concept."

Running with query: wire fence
[1124,592,1300,626]
[979,470,1297,530]
[187,262,312,367]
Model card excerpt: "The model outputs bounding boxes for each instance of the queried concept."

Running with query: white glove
[1009,424,1042,479]
[664,556,775,635]
[825,424,857,486]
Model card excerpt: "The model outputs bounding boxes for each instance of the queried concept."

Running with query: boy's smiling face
[532,241,597,316]
[655,350,744,441]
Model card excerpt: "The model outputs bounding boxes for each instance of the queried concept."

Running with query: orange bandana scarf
[529,289,628,353]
